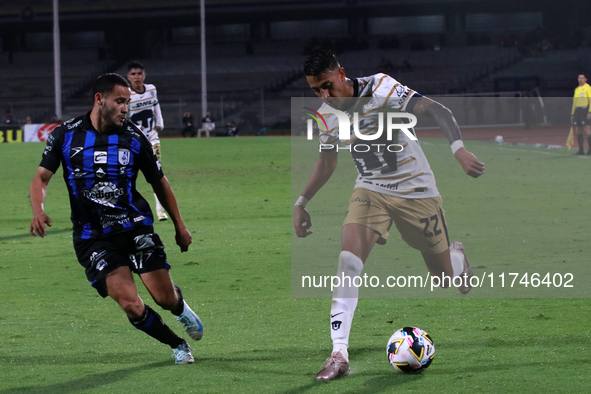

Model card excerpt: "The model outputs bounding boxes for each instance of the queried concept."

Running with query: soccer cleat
[176,300,204,340]
[450,241,473,294]
[172,342,194,364]
[575,150,585,156]
[157,210,168,221]
[315,351,350,381]
[587,151,591,155]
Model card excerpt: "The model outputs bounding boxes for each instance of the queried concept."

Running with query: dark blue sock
[130,304,184,348]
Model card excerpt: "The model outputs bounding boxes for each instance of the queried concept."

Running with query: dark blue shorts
[73,228,170,297]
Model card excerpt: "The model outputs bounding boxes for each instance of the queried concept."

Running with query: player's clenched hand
[175,226,192,252]
[30,212,52,238]
[294,205,313,237]
[454,148,485,178]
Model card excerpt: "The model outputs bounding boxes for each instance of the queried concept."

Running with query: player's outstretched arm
[30,167,53,237]
[412,96,484,178]
[294,149,338,237]
[152,176,192,252]
[453,147,485,178]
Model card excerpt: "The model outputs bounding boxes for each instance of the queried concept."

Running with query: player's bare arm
[412,96,485,178]
[29,166,53,237]
[294,149,338,238]
[151,176,192,251]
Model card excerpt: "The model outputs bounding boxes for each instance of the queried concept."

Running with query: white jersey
[318,73,439,199]
[127,84,164,146]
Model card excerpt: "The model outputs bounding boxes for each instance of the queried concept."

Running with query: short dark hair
[92,73,130,97]
[127,61,145,71]
[303,49,340,77]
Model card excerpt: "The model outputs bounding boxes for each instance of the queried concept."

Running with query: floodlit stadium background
[1,0,590,138]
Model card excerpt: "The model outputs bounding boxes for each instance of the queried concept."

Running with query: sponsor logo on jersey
[83,182,125,207]
[70,146,84,158]
[94,151,107,164]
[96,167,106,178]
[72,167,88,179]
[67,120,82,129]
[134,100,154,109]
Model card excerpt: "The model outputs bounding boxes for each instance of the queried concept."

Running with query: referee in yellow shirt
[572,73,591,155]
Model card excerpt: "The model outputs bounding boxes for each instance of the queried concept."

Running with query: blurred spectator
[181,111,196,137]
[4,110,15,125]
[227,121,238,137]
[50,115,62,123]
[25,116,32,124]
[198,112,215,138]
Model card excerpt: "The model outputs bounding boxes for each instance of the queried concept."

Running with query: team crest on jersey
[363,98,379,111]
[118,149,130,165]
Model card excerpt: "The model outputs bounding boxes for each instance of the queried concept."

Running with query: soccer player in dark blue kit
[30,73,203,364]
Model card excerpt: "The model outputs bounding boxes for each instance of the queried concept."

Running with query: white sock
[154,193,164,212]
[450,249,464,278]
[330,251,363,361]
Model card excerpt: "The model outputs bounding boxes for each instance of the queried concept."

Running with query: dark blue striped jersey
[39,112,164,240]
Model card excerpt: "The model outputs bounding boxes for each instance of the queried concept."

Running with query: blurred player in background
[30,73,203,364]
[293,50,485,381]
[127,61,168,220]
[571,73,591,155]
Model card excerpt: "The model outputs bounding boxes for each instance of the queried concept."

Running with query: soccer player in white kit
[293,50,485,381]
[127,61,168,221]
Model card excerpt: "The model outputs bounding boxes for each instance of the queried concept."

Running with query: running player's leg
[105,266,187,351]
[390,195,473,293]
[316,223,379,381]
[140,269,203,340]
[316,188,388,381]
[133,232,203,341]
[422,243,473,294]
[335,223,380,353]
[74,235,175,334]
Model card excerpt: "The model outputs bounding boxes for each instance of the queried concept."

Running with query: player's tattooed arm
[411,97,462,145]
[412,96,485,178]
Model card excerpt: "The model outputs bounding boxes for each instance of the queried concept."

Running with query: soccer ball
[387,326,435,373]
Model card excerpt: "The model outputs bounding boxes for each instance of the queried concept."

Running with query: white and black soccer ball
[387,326,435,373]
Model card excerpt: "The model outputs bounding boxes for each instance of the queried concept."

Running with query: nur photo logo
[303,106,418,153]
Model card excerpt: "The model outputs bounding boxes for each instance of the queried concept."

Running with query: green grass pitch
[1,135,590,393]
